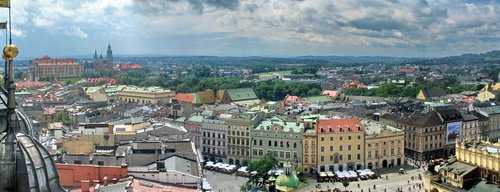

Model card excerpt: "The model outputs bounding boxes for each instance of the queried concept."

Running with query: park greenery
[346,76,482,98]
[53,111,72,126]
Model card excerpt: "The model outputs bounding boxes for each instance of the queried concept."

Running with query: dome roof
[0,88,65,191]
[275,173,300,188]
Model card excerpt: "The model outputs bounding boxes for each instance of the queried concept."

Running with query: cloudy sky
[3,0,499,59]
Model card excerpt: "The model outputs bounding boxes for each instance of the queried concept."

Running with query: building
[316,118,365,172]
[460,111,480,140]
[302,126,317,173]
[424,137,500,192]
[185,115,204,149]
[363,120,404,170]
[117,86,175,104]
[56,164,128,189]
[226,88,260,106]
[201,117,229,163]
[251,116,304,167]
[225,112,261,166]
[477,105,500,141]
[29,55,84,81]
[416,87,447,101]
[381,109,463,161]
[92,44,114,71]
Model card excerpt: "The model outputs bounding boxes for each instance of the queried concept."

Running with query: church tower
[106,43,113,70]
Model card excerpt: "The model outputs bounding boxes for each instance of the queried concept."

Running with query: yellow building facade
[364,121,405,170]
[117,86,175,104]
[316,118,365,172]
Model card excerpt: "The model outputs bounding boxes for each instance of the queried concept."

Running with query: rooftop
[255,116,304,133]
[317,118,365,134]
[120,86,173,93]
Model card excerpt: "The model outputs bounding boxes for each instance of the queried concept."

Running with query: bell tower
[106,43,113,69]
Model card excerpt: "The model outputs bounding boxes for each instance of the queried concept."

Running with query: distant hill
[293,55,416,64]
[415,50,500,65]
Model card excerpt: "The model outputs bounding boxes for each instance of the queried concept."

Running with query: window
[330,146,333,151]
[340,146,343,151]
[253,149,258,155]
[339,155,343,161]
[330,137,333,141]
[279,151,284,158]
[348,154,351,161]
[259,140,263,146]
[321,137,324,141]
[286,151,291,158]
[357,145,361,150]
[358,135,361,140]
[274,141,278,147]
[391,148,394,155]
[293,142,297,148]
[330,155,333,161]
[368,151,372,158]
[268,140,271,146]
[340,136,343,140]
[348,145,351,150]
[357,154,361,160]
[321,156,324,162]
[321,146,324,152]
[348,136,351,140]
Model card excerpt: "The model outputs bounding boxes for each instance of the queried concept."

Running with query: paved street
[204,165,426,192]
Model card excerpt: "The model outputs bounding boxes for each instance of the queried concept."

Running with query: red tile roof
[16,81,43,88]
[322,90,338,96]
[33,55,77,65]
[284,95,304,102]
[119,64,142,69]
[86,78,118,85]
[176,93,195,103]
[316,118,365,134]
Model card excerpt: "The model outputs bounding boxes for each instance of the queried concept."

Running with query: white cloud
[61,26,88,38]
[5,0,500,56]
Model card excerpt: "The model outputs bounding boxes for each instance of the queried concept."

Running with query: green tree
[247,153,278,188]
[342,180,349,191]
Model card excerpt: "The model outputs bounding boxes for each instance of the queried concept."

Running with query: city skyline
[2,0,499,59]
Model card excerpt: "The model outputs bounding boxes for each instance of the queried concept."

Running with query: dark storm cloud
[134,0,239,15]
[349,17,406,32]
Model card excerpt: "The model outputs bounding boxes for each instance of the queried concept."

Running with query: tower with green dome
[275,161,300,192]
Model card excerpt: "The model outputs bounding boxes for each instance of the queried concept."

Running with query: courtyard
[204,165,426,192]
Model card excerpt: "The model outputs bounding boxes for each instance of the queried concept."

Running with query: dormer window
[320,128,324,133]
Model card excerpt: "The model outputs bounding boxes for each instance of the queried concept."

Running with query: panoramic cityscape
[0,0,499,192]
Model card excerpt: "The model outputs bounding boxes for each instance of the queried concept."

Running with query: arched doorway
[229,159,234,164]
[235,159,240,166]
[382,160,388,168]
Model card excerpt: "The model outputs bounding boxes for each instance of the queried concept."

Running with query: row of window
[252,148,299,159]
[367,140,400,147]
[319,135,361,141]
[319,153,361,163]
[252,139,299,148]
[367,147,401,158]
[202,139,226,147]
[202,132,226,139]
[320,144,361,152]
[202,147,225,155]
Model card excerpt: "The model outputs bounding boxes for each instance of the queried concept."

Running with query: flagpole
[8,0,10,44]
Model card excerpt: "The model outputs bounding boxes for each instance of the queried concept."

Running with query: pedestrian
[373,185,376,189]
[407,180,409,184]
[358,183,360,188]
